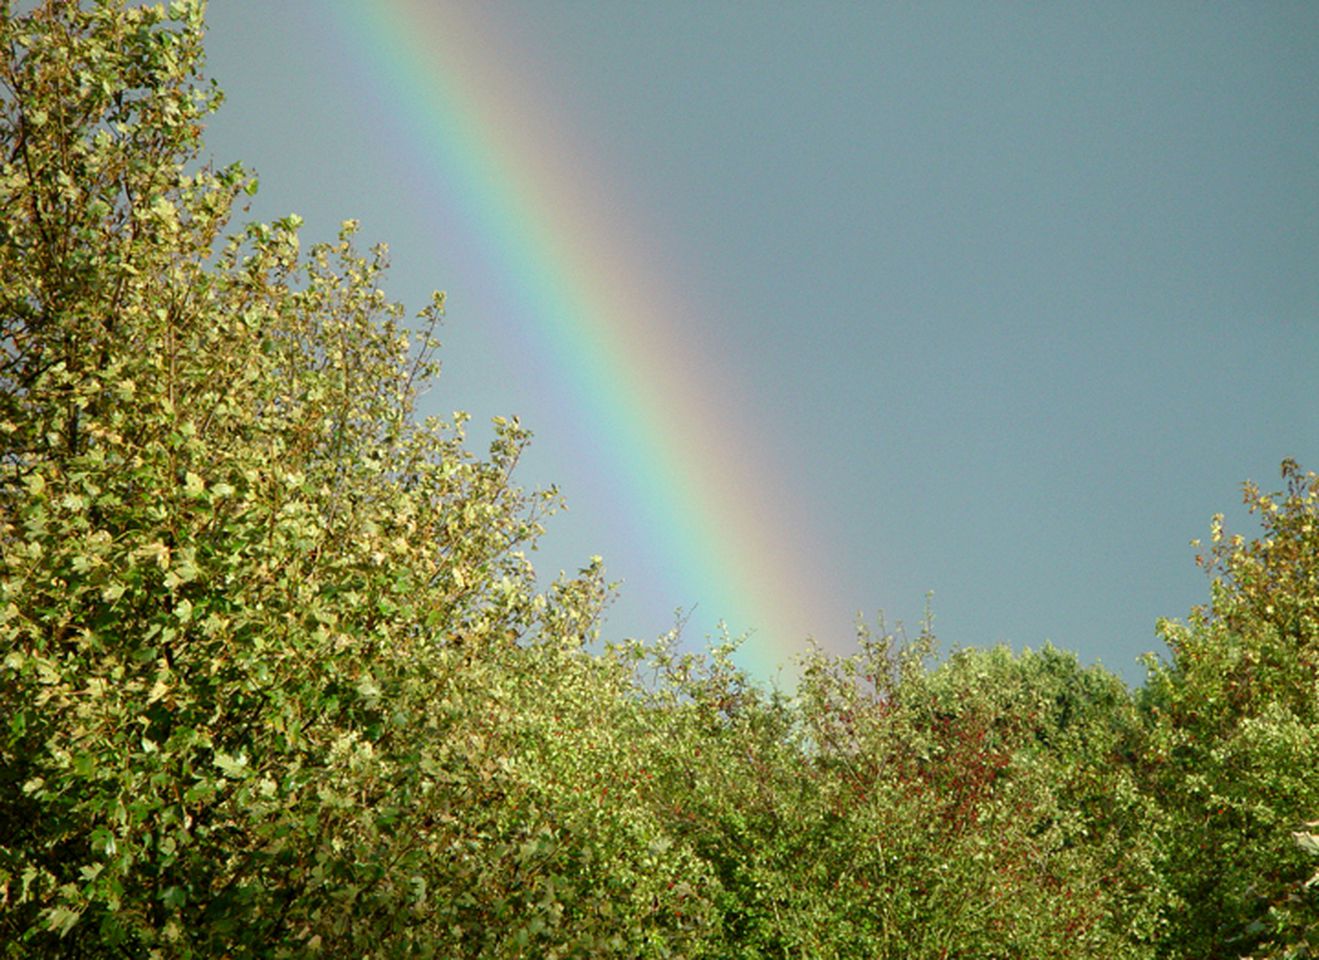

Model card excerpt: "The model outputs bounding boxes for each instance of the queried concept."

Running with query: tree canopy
[2,3,1316,957]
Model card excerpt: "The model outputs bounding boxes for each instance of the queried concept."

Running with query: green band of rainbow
[327,1,854,678]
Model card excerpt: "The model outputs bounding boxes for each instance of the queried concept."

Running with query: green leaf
[45,905,82,938]
[1295,831,1319,857]
[214,752,250,780]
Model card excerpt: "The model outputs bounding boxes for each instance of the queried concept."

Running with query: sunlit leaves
[0,1,592,953]
[5,2,1315,957]
[1142,462,1319,960]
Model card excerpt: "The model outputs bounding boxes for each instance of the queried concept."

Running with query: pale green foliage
[0,2,606,954]
[4,3,1316,958]
[1142,461,1319,959]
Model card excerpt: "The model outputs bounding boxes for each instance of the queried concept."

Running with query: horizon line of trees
[2,3,1316,957]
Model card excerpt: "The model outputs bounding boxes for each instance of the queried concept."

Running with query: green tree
[1142,460,1319,959]
[788,624,1164,959]
[13,4,1316,958]
[0,2,611,954]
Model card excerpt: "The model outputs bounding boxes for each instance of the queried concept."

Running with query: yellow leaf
[147,677,170,704]
[135,542,171,570]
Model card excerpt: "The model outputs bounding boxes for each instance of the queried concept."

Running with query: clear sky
[201,2,1318,686]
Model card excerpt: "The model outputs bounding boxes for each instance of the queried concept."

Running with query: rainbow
[323,1,854,679]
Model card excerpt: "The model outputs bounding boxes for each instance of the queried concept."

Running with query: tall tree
[1143,460,1319,959]
[0,2,607,953]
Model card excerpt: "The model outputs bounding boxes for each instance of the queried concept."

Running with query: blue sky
[202,3,1318,686]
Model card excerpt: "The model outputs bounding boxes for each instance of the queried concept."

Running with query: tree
[0,2,611,953]
[11,4,1315,958]
[620,615,1166,960]
[1142,460,1319,959]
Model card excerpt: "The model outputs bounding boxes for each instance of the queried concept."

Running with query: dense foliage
[2,3,1315,957]
[1141,459,1319,960]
